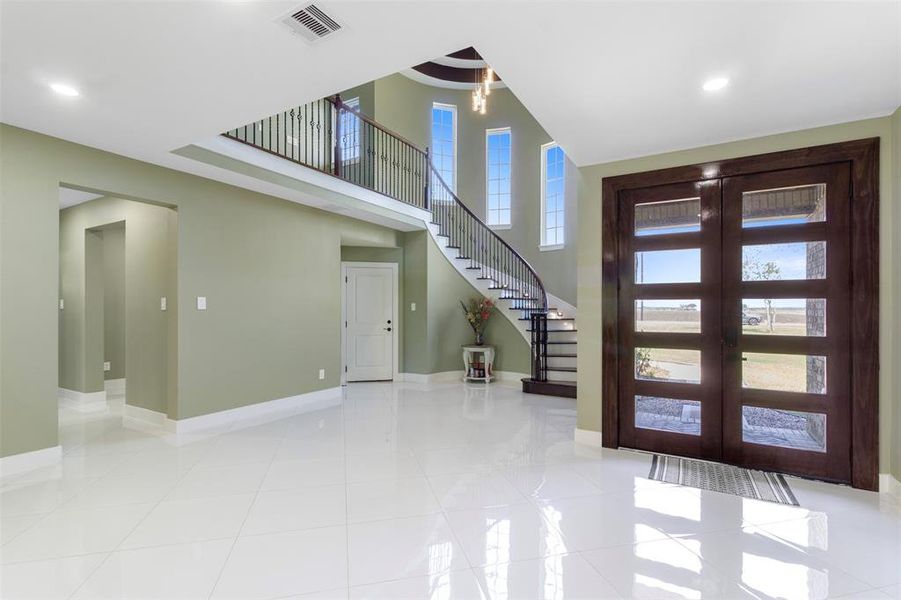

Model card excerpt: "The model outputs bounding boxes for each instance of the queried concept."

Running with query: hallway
[1,382,900,599]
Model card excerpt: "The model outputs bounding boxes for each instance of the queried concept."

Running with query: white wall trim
[0,445,62,479]
[58,387,107,405]
[399,371,527,385]
[879,473,901,500]
[104,378,126,394]
[341,262,400,384]
[399,371,461,384]
[169,387,343,434]
[495,371,529,383]
[123,403,169,428]
[574,427,603,447]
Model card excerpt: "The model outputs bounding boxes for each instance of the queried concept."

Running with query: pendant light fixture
[472,65,493,114]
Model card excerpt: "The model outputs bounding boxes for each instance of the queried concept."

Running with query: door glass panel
[742,353,826,394]
[635,197,701,236]
[635,300,701,333]
[742,406,826,452]
[635,395,700,436]
[635,249,701,284]
[742,184,826,228]
[636,348,701,384]
[742,242,826,281]
[742,298,826,336]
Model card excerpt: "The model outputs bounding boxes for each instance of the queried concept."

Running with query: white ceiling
[58,187,103,210]
[1,1,898,177]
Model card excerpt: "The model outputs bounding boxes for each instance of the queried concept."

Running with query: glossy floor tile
[1,381,899,599]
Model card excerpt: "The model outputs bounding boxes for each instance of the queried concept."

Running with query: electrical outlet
[160,297,167,311]
[410,302,416,311]
[318,369,325,380]
[197,296,207,310]
[59,298,65,310]
[103,361,111,372]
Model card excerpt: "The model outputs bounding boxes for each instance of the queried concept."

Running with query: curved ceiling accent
[405,46,505,90]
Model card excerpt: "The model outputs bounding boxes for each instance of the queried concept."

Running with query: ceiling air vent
[281,4,343,43]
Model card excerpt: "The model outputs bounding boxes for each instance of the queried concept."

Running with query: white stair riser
[430,224,579,354]
[544,320,576,331]
[546,355,577,369]
[538,331,578,343]
[545,369,577,382]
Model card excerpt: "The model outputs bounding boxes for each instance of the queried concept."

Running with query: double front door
[618,163,852,483]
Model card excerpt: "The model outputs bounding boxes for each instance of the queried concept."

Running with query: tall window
[541,142,565,248]
[431,103,457,194]
[339,97,360,162]
[486,128,512,227]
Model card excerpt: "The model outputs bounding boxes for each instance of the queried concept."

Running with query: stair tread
[546,341,577,345]
[546,367,577,372]
[521,378,577,387]
[519,317,575,321]
[509,307,556,312]
[547,353,578,358]
[526,329,578,333]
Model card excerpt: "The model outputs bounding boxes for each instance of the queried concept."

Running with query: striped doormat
[649,455,799,506]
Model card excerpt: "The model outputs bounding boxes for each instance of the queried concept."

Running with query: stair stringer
[425,222,578,383]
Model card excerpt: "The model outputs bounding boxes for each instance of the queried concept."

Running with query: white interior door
[344,265,395,381]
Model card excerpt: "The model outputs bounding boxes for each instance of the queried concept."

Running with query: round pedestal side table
[462,345,495,383]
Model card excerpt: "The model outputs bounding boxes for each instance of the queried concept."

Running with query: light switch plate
[197,296,207,310]
[59,298,65,310]
[318,369,325,380]
[103,361,111,371]
[410,302,416,311]
[160,297,167,311]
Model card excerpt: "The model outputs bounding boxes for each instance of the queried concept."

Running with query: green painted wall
[1,123,401,456]
[59,197,176,413]
[372,74,578,305]
[341,238,531,376]
[341,245,405,373]
[101,225,126,381]
[576,115,900,480]
[0,122,528,458]
[893,106,901,478]
[425,232,530,374]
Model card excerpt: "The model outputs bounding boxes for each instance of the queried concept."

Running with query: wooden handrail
[222,95,550,380]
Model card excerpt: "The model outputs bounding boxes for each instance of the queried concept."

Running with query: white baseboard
[104,378,126,395]
[574,427,603,447]
[58,387,107,406]
[154,387,341,434]
[122,387,344,434]
[399,371,527,385]
[0,445,62,479]
[879,473,901,499]
[495,371,529,383]
[123,403,169,428]
[399,371,461,384]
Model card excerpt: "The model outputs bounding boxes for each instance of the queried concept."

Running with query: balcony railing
[223,95,548,381]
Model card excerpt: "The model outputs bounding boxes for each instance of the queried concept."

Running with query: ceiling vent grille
[281,4,342,43]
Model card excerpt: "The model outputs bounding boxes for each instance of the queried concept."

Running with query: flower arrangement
[460,296,495,345]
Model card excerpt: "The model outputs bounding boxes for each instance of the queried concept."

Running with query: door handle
[724,326,738,349]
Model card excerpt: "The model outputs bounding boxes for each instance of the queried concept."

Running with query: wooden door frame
[341,261,399,384]
[600,138,879,490]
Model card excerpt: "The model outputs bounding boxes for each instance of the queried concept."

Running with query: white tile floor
[2,381,900,599]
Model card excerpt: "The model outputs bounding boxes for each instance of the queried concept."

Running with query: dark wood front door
[614,161,857,484]
[617,180,724,460]
[721,164,852,482]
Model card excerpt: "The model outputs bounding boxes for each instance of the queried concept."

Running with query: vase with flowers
[460,296,495,346]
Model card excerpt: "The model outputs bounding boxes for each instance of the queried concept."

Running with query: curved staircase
[223,95,577,397]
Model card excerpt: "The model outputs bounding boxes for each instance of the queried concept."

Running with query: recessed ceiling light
[702,77,729,92]
[50,83,80,97]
